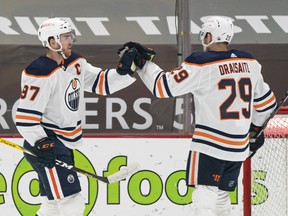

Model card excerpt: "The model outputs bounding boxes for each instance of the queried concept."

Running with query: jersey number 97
[20,85,40,101]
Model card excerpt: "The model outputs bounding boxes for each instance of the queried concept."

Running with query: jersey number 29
[219,78,251,120]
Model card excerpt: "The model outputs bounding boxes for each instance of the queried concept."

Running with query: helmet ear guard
[199,16,234,48]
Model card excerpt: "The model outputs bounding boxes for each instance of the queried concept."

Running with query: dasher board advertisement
[0,137,247,216]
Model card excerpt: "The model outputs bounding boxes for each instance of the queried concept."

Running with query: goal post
[243,107,288,216]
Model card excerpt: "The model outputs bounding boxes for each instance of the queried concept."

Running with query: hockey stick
[249,90,288,157]
[252,90,288,140]
[0,138,140,184]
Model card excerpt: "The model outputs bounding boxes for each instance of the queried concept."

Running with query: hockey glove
[116,47,141,76]
[118,41,156,69]
[249,123,265,155]
[34,137,56,168]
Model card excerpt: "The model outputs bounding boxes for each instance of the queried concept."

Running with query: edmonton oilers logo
[67,174,75,183]
[65,78,80,111]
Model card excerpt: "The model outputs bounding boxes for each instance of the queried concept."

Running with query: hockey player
[120,16,276,216]
[15,18,139,216]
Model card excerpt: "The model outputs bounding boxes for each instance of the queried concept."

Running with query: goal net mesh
[250,110,288,216]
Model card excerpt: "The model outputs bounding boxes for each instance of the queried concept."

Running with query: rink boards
[0,137,246,216]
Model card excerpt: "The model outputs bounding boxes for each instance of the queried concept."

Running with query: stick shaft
[0,138,109,183]
[256,90,288,138]
[249,91,288,158]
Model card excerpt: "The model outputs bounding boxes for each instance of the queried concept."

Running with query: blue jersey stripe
[195,124,249,139]
[192,138,249,152]
[16,122,40,127]
[162,75,173,97]
[17,108,42,116]
[92,72,101,93]
[57,134,82,142]
[257,102,277,112]
[254,90,272,102]
[41,121,81,131]
[153,72,163,96]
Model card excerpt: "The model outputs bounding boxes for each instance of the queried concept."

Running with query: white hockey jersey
[16,52,135,149]
[137,50,276,161]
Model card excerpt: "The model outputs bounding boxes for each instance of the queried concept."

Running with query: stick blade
[107,162,140,184]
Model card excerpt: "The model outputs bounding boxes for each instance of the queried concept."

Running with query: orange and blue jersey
[15,52,135,148]
[137,49,276,161]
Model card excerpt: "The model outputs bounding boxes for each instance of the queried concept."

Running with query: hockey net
[243,107,288,216]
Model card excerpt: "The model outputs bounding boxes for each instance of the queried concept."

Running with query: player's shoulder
[65,51,84,65]
[184,51,230,65]
[184,49,255,65]
[25,56,59,76]
[25,52,84,77]
[230,49,255,59]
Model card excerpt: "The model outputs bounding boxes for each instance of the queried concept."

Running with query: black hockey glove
[249,123,265,157]
[118,41,156,69]
[116,47,141,76]
[34,137,56,168]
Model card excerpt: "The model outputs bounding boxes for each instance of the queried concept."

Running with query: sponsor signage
[0,137,278,215]
[0,137,242,215]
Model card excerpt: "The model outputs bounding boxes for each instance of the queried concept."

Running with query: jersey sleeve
[252,72,277,126]
[136,61,202,98]
[83,61,136,95]
[15,70,53,146]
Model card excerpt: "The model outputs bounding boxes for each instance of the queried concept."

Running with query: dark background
[1,44,287,135]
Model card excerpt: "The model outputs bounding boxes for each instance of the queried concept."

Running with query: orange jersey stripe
[15,115,41,122]
[98,71,105,95]
[53,127,82,137]
[183,57,256,67]
[190,151,197,185]
[156,74,165,98]
[254,95,276,109]
[194,131,249,146]
[48,169,61,200]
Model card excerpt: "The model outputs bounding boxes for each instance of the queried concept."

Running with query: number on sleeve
[20,85,40,101]
[20,85,29,99]
[172,68,189,83]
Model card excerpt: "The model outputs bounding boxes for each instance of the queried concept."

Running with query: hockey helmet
[199,16,234,48]
[38,18,76,51]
